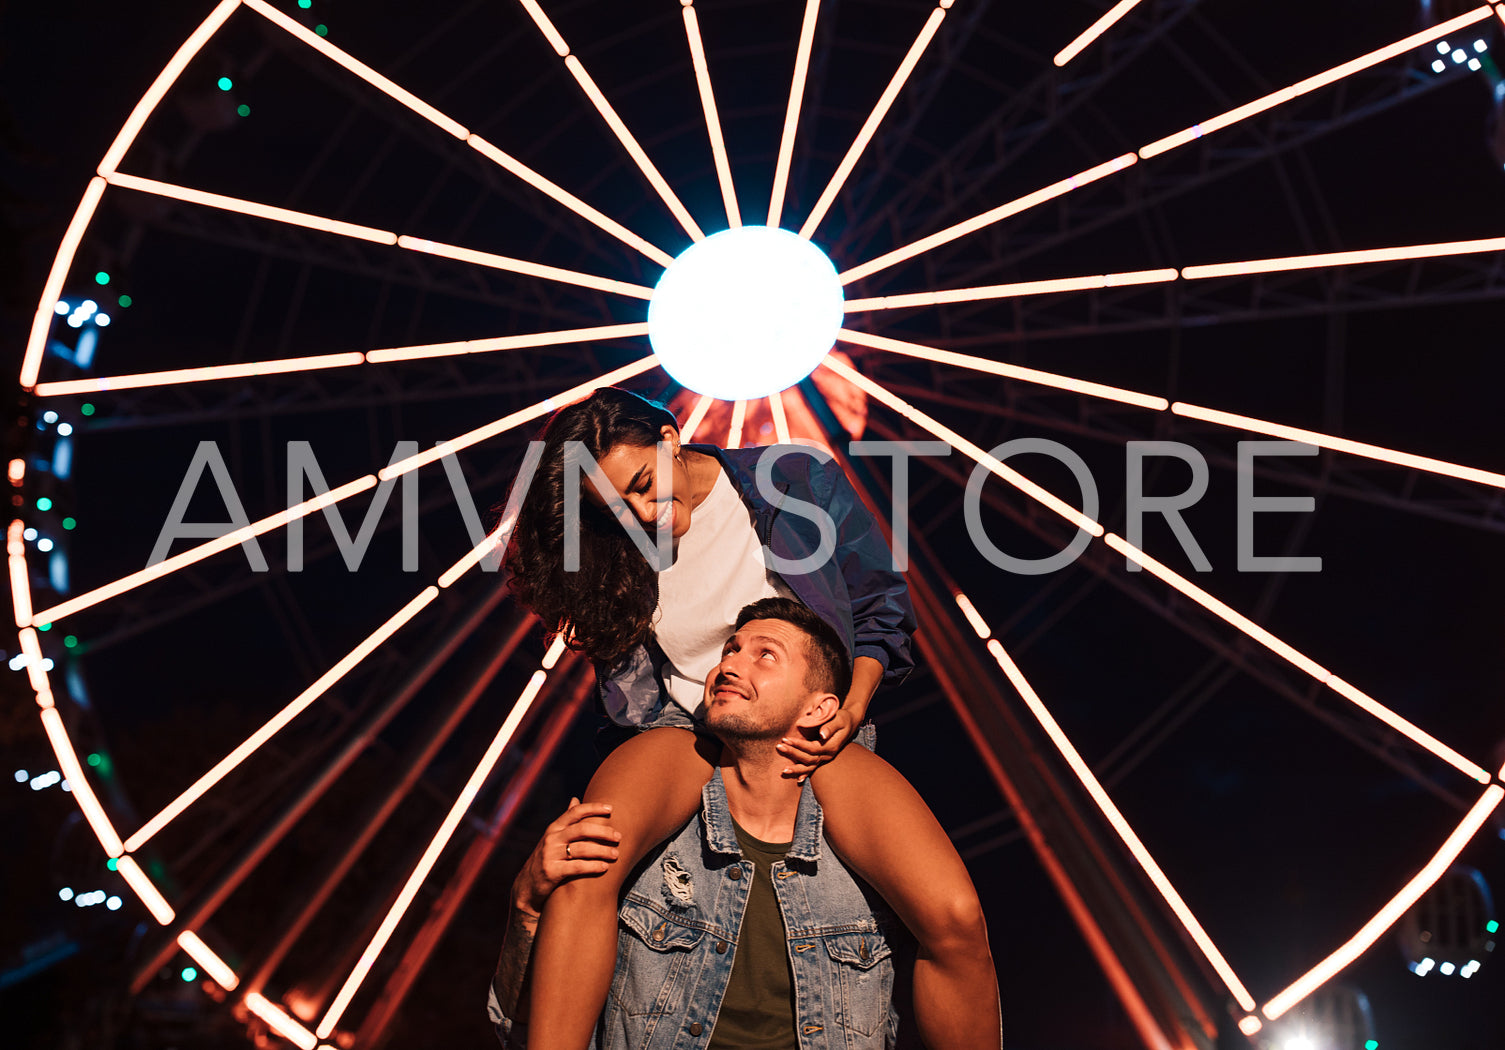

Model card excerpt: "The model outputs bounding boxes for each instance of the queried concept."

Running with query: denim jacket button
[715,940,728,953]
[726,866,742,881]
[689,1021,704,1036]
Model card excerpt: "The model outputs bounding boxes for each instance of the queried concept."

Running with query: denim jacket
[599,444,917,727]
[491,747,900,1049]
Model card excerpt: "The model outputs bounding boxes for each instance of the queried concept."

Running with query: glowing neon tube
[799,6,947,239]
[6,459,22,484]
[316,670,551,1037]
[840,153,1138,283]
[822,355,1105,536]
[244,0,467,138]
[377,355,660,480]
[838,327,1169,410]
[515,0,570,57]
[245,993,318,1050]
[41,706,124,856]
[768,392,791,444]
[1171,403,1505,491]
[953,592,991,639]
[768,0,820,228]
[1181,235,1505,280]
[10,551,32,629]
[366,322,650,364]
[108,172,395,243]
[683,5,741,228]
[17,628,52,708]
[21,177,106,390]
[122,587,439,853]
[177,931,240,991]
[437,518,514,589]
[563,55,705,240]
[1238,1016,1264,1036]
[1102,533,1490,784]
[727,399,748,449]
[115,855,174,924]
[844,268,1178,311]
[466,135,674,268]
[1261,784,1503,1019]
[680,394,716,442]
[30,477,378,626]
[986,637,1258,1011]
[1054,0,1144,67]
[36,353,367,396]
[1138,7,1496,158]
[394,236,654,298]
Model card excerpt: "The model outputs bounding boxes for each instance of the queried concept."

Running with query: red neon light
[122,587,439,853]
[1261,785,1504,1019]
[840,154,1138,283]
[377,355,660,480]
[36,353,367,397]
[726,399,748,449]
[683,4,741,228]
[41,705,124,856]
[17,627,52,708]
[838,327,1170,411]
[768,392,791,445]
[366,322,650,364]
[1139,7,1496,158]
[30,477,378,626]
[177,931,240,991]
[844,267,1178,311]
[680,394,716,442]
[1181,235,1505,281]
[1055,0,1144,67]
[6,459,22,484]
[9,551,32,629]
[115,855,174,924]
[798,5,947,238]
[245,992,318,1050]
[316,669,551,1036]
[986,637,1258,1011]
[953,592,991,639]
[394,235,654,298]
[768,0,821,228]
[108,172,396,244]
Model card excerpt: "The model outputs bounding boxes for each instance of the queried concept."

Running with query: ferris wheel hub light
[648,226,843,400]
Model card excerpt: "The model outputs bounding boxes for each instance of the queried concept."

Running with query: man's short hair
[733,597,852,701]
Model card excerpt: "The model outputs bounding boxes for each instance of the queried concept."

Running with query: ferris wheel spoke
[513,0,705,241]
[1138,6,1498,158]
[315,667,553,1038]
[1054,1,1146,68]
[103,172,652,299]
[768,392,792,444]
[839,154,1139,284]
[797,1,952,240]
[837,329,1170,410]
[1259,784,1504,1023]
[1181,235,1505,280]
[682,3,741,228]
[767,0,821,229]
[984,637,1258,1013]
[679,393,717,441]
[843,268,1178,312]
[120,587,442,854]
[726,399,748,449]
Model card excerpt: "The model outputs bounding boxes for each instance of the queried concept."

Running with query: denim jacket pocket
[615,900,707,1019]
[821,930,894,1038]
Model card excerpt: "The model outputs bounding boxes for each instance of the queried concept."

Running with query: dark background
[2,1,1504,1048]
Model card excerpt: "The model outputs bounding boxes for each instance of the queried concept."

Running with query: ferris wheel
[10,0,1505,1046]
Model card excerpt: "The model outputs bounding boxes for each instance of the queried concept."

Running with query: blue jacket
[599,445,917,727]
[490,758,901,1049]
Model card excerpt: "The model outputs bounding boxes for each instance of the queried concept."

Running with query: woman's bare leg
[525,728,715,1050]
[812,744,1002,1050]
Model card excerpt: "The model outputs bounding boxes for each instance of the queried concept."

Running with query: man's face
[703,618,819,742]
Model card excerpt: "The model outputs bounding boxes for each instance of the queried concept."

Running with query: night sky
[3,1,1505,1048]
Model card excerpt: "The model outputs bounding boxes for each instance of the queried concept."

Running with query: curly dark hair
[502,387,680,664]
[734,597,852,701]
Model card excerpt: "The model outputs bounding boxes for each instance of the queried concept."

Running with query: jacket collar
[701,768,824,864]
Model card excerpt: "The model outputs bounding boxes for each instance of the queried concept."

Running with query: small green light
[217,76,232,91]
[36,497,53,511]
[237,103,251,117]
[38,622,52,632]
[298,0,312,7]
[106,857,118,872]
[87,752,101,767]
[1365,1041,1378,1050]
[65,635,79,649]
[315,23,328,36]
[181,967,198,983]
[94,271,110,286]
[80,403,96,417]
[62,517,76,531]
[1489,920,1500,933]
[116,294,132,308]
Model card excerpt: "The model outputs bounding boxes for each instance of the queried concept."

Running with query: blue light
[42,410,57,424]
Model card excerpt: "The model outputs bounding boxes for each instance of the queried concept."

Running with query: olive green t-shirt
[707,818,797,1049]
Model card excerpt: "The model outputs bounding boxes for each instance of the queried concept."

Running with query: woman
[505,387,1000,1050]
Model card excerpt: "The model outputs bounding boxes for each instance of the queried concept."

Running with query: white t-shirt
[654,470,792,715]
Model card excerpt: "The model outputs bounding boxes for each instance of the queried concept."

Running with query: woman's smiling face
[590,425,696,539]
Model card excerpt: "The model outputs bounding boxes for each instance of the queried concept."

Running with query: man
[490,597,908,1048]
